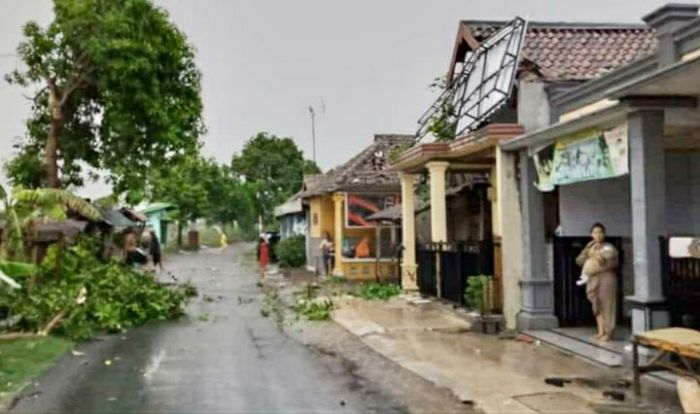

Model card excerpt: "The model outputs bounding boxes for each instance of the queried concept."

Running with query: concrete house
[301,134,414,280]
[394,17,657,322]
[500,3,700,346]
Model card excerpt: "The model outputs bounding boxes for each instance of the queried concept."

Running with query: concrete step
[523,330,624,367]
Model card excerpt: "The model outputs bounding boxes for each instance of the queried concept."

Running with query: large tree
[231,132,319,223]
[6,0,204,197]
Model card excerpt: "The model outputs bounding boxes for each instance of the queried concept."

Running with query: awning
[392,124,523,173]
[274,197,303,218]
[609,54,700,98]
[98,207,137,228]
[501,104,628,152]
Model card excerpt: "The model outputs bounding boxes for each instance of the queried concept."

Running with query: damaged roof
[301,134,415,197]
[449,21,657,82]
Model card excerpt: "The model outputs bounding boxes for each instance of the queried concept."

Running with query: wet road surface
[11,245,406,414]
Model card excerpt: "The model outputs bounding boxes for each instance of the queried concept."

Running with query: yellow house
[301,134,414,281]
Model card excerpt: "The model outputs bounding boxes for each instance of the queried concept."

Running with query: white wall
[559,152,700,237]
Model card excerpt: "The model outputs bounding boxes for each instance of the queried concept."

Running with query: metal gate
[660,237,700,329]
[553,237,624,327]
[416,241,494,306]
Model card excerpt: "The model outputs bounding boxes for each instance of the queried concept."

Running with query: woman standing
[319,232,334,276]
[576,223,619,342]
[258,235,270,278]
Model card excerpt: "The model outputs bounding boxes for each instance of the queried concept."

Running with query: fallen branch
[0,309,66,341]
[0,332,40,341]
[38,310,66,336]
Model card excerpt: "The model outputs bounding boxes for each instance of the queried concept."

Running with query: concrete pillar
[400,173,419,291]
[332,193,345,276]
[628,109,669,333]
[517,149,558,330]
[427,161,449,298]
[427,161,449,242]
[495,148,524,330]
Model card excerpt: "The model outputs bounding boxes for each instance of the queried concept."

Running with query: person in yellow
[220,232,228,249]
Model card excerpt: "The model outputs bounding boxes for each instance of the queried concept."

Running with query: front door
[553,237,624,327]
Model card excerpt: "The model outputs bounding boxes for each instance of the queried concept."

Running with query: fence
[416,241,494,306]
[660,237,700,329]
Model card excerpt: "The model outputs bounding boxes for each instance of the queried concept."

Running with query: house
[499,3,700,339]
[393,14,663,329]
[274,192,307,239]
[300,134,414,280]
[139,202,177,245]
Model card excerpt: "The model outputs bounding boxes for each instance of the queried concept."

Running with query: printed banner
[532,123,628,190]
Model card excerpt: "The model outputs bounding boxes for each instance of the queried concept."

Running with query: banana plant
[0,184,101,260]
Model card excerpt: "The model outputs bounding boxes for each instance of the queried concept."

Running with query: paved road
[11,245,406,414]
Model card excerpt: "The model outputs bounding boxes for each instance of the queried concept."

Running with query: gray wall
[559,152,700,237]
[517,81,551,132]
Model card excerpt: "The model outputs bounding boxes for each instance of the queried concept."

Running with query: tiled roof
[301,134,415,197]
[457,21,657,81]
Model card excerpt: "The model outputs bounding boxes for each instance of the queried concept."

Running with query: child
[576,243,615,287]
[258,235,270,278]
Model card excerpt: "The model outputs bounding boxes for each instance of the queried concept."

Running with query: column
[332,193,345,276]
[427,161,449,298]
[400,172,418,291]
[628,109,669,333]
[517,149,558,330]
[495,148,524,330]
[427,161,449,242]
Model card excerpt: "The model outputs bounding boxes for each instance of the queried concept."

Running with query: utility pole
[308,106,316,164]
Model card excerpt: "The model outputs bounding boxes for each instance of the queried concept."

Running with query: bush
[464,275,491,313]
[1,237,192,340]
[352,282,402,301]
[274,235,306,268]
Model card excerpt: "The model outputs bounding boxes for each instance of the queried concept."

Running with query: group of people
[123,227,163,272]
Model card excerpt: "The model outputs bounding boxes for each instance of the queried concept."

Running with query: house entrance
[553,236,625,327]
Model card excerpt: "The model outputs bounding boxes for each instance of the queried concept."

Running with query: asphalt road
[10,245,407,414]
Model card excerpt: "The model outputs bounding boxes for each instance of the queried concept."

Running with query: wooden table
[632,327,700,396]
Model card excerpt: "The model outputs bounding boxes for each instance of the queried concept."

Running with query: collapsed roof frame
[416,17,527,141]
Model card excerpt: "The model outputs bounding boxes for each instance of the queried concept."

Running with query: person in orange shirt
[355,236,371,258]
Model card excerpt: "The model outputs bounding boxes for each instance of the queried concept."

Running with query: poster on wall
[532,123,628,190]
[345,194,399,227]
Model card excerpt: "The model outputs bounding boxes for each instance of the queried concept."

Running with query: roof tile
[464,22,657,81]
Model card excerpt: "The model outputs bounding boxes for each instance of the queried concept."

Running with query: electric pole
[308,106,316,164]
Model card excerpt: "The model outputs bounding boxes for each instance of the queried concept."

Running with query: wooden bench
[632,327,700,396]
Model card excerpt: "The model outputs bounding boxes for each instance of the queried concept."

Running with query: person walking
[258,235,270,278]
[149,230,163,272]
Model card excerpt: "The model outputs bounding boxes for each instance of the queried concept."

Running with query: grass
[0,337,74,396]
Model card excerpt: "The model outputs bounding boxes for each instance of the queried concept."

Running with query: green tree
[148,156,211,246]
[231,132,319,223]
[6,0,204,197]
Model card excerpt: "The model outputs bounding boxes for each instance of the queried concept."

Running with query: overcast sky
[0,0,671,197]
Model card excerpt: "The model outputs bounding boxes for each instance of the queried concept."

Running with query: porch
[392,124,523,311]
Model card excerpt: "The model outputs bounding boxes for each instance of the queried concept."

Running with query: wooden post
[633,339,641,397]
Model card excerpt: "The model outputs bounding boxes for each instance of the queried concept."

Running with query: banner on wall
[533,123,628,191]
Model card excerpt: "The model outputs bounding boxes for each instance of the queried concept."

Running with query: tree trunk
[177,221,183,248]
[46,89,63,188]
